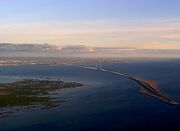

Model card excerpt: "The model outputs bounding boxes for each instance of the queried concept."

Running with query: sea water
[0,60,180,131]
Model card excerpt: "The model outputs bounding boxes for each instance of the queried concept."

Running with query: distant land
[0,57,176,67]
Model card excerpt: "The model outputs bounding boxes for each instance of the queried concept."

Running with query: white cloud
[0,43,180,58]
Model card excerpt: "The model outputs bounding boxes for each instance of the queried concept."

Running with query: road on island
[83,66,178,105]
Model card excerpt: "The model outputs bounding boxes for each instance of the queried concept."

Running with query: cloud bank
[0,19,180,49]
[0,43,180,58]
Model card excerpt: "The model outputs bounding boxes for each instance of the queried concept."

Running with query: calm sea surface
[0,60,180,131]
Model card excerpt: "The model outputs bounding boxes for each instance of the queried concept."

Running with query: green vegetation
[0,79,83,108]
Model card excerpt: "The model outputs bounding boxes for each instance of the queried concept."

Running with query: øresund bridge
[83,65,178,105]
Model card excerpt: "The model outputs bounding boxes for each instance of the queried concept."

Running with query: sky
[0,0,180,49]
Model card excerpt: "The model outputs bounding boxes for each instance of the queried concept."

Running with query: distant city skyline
[0,0,180,49]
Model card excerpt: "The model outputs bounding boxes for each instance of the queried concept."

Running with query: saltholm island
[0,79,83,117]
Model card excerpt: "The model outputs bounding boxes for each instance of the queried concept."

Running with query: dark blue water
[0,60,180,131]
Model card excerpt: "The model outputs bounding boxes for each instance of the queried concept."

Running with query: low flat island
[0,79,83,117]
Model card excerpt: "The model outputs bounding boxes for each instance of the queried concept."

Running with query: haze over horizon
[0,0,180,52]
[0,43,180,58]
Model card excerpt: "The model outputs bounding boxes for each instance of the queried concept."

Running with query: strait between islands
[0,66,178,118]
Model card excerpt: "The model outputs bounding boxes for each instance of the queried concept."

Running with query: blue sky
[0,0,180,49]
[1,0,180,23]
